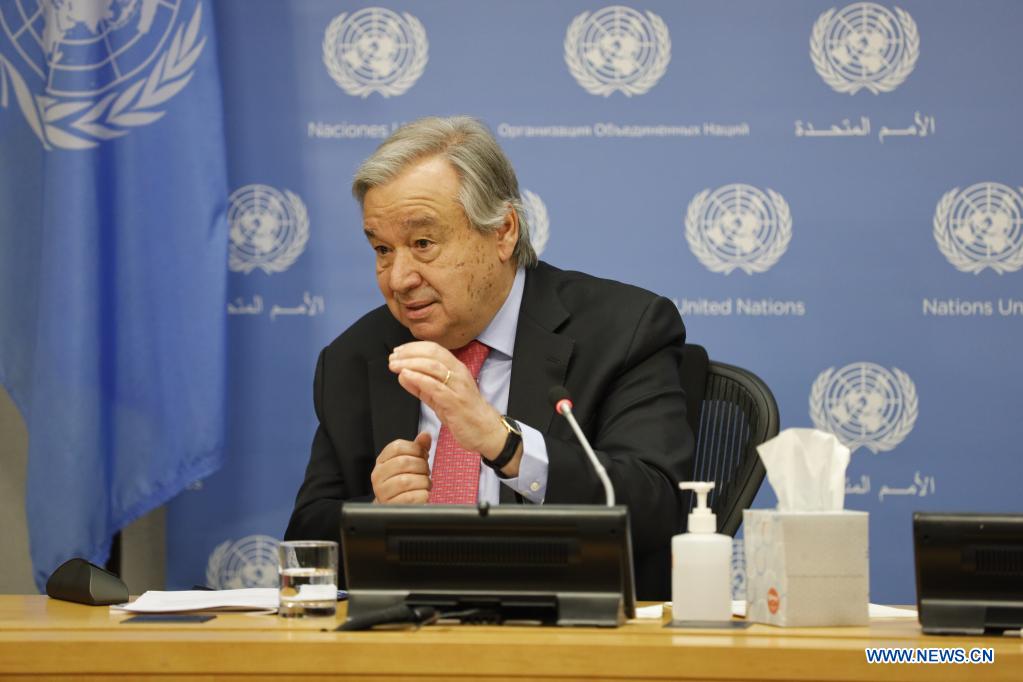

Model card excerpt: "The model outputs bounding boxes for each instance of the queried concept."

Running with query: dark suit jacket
[285,261,694,599]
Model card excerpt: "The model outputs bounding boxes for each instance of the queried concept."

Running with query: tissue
[746,428,867,626]
[756,428,850,511]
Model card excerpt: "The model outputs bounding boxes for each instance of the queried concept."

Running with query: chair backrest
[682,344,780,537]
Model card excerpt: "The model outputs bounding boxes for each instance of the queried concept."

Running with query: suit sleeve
[543,296,692,556]
[284,349,372,544]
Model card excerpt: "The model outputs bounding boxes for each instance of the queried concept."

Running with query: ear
[494,205,519,264]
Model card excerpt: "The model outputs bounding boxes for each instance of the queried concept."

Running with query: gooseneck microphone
[548,386,615,507]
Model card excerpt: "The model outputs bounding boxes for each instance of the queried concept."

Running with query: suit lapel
[368,319,418,453]
[507,264,573,437]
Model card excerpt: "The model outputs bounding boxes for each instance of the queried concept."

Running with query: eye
[413,239,433,250]
[373,245,391,256]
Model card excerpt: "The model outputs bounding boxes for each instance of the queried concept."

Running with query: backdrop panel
[152,1,1022,603]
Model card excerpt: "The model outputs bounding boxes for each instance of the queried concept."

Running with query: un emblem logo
[564,5,670,97]
[810,3,919,94]
[934,183,1023,275]
[322,7,427,98]
[0,0,205,150]
[228,184,310,275]
[810,363,918,454]
[521,189,550,256]
[685,184,792,274]
[205,535,280,589]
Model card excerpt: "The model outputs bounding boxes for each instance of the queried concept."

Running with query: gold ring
[442,369,452,386]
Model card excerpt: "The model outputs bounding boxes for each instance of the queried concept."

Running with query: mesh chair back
[688,356,780,537]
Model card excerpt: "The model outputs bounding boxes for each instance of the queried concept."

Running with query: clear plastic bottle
[671,482,732,623]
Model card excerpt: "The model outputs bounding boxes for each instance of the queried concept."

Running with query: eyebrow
[364,216,440,240]
[402,215,439,229]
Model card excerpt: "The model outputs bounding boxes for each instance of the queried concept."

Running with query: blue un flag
[0,0,227,589]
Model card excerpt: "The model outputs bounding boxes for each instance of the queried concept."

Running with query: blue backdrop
[177,0,1023,603]
[6,1,1021,603]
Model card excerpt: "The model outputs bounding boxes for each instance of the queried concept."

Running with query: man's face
[362,156,517,349]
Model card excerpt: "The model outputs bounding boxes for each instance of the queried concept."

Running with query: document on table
[867,604,917,619]
[110,588,279,613]
[635,600,748,620]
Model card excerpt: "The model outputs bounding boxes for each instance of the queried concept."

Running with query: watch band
[482,416,521,477]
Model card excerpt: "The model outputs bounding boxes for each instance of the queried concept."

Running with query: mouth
[401,300,435,320]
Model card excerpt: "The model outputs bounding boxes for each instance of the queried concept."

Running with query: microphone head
[548,385,573,414]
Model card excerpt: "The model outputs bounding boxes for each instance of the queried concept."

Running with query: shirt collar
[476,267,524,359]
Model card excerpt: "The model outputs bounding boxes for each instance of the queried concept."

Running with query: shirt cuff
[500,422,548,503]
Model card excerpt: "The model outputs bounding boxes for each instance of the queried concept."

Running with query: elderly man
[285,116,693,599]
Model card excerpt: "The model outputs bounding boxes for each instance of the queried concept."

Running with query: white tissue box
[743,510,869,627]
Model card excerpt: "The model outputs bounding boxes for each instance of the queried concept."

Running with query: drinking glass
[277,540,338,618]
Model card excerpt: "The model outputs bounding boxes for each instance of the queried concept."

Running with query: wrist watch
[482,415,521,477]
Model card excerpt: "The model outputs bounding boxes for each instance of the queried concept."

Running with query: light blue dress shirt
[418,268,548,504]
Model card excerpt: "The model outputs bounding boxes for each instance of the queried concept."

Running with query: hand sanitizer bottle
[672,482,732,623]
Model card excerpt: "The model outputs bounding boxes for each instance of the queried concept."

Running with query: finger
[389,356,453,384]
[380,472,431,493]
[414,431,432,452]
[377,438,428,463]
[376,473,431,503]
[398,367,486,433]
[389,489,430,505]
[397,366,464,409]
[392,341,451,360]
[376,454,430,477]
[396,366,435,401]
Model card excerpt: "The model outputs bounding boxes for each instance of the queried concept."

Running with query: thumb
[414,430,432,454]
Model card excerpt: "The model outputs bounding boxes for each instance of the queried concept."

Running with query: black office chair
[680,344,780,536]
[629,343,780,600]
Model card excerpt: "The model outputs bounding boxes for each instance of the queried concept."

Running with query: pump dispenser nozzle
[679,482,717,534]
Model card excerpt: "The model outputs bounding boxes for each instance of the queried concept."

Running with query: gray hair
[352,116,537,268]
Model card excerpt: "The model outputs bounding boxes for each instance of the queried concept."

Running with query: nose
[388,248,422,293]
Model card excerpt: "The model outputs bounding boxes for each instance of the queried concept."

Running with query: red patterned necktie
[428,340,491,504]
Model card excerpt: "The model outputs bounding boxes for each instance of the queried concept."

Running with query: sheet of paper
[633,603,664,619]
[110,588,279,613]
[868,603,917,619]
[639,600,747,620]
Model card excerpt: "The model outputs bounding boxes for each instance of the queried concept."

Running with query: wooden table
[0,596,1020,680]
